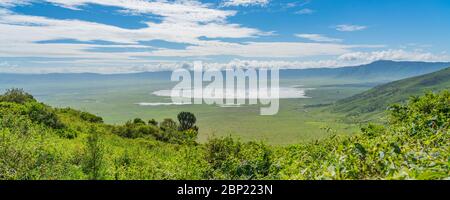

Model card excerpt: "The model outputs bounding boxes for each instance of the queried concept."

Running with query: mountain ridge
[2,60,450,85]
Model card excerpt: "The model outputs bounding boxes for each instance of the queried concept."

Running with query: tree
[177,112,197,131]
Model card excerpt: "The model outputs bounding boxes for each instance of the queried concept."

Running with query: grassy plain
[0,76,376,145]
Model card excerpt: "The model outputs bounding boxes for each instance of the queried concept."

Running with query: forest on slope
[333,67,450,116]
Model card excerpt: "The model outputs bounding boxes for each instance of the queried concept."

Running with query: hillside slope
[332,67,450,115]
[0,89,449,180]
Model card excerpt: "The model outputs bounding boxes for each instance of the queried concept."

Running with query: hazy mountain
[280,60,450,82]
[332,66,450,115]
[1,60,449,84]
[1,60,450,92]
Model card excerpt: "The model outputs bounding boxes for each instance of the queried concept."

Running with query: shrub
[388,91,450,136]
[0,88,35,104]
[204,136,273,180]
[133,118,146,125]
[148,119,158,126]
[113,121,160,139]
[160,118,177,131]
[80,112,103,123]
[83,128,105,180]
[26,102,65,129]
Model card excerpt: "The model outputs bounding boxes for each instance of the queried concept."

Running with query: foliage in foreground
[0,89,448,180]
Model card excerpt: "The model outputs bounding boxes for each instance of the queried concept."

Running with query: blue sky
[0,0,449,73]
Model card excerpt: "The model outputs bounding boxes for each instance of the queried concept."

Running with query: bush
[83,128,105,180]
[148,119,158,126]
[112,115,199,144]
[0,88,35,104]
[133,118,146,125]
[113,121,160,139]
[160,118,177,131]
[204,136,273,180]
[276,91,450,180]
[26,102,65,129]
[80,112,103,123]
[388,91,450,136]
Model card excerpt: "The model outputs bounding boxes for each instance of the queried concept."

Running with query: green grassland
[0,88,448,180]
[0,76,374,145]
[2,61,448,145]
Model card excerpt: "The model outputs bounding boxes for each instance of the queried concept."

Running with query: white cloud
[147,40,385,58]
[1,1,447,74]
[0,0,30,7]
[19,0,236,23]
[338,49,450,62]
[295,34,342,43]
[0,7,381,60]
[335,24,367,32]
[2,49,449,74]
[0,5,265,57]
[222,0,270,7]
[203,59,343,70]
[295,8,314,15]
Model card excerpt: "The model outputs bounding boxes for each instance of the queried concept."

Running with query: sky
[0,0,450,73]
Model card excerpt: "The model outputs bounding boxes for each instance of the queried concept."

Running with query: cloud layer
[0,0,448,73]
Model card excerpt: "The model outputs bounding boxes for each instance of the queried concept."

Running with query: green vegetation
[5,61,448,145]
[0,89,448,180]
[333,67,450,116]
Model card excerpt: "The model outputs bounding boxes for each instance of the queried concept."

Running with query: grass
[0,77,372,145]
[1,89,448,180]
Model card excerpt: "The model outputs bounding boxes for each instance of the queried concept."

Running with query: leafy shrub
[360,123,386,138]
[148,119,158,126]
[113,121,160,139]
[160,118,177,131]
[26,102,65,129]
[83,128,105,180]
[0,88,35,104]
[388,91,450,136]
[276,90,450,180]
[80,112,103,123]
[1,90,448,180]
[204,136,273,180]
[133,118,146,125]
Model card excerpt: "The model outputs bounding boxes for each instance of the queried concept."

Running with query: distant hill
[332,66,450,115]
[1,60,449,85]
[281,60,450,82]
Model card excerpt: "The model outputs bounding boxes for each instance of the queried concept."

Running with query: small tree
[177,112,196,131]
